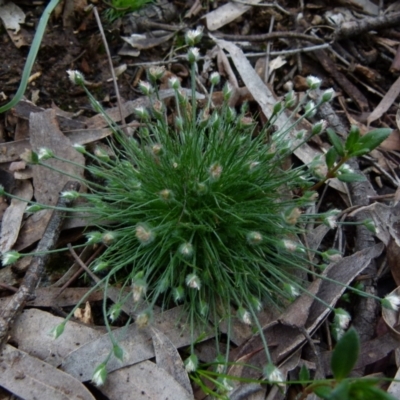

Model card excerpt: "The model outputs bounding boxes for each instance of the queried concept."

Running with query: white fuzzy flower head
[102,231,117,246]
[179,242,194,258]
[86,231,103,244]
[334,308,351,330]
[136,310,152,328]
[285,207,302,225]
[2,250,21,266]
[132,279,147,302]
[246,231,263,246]
[186,26,203,45]
[187,47,200,63]
[134,106,149,119]
[323,209,340,229]
[331,324,345,341]
[49,323,65,340]
[383,293,400,311]
[108,304,122,322]
[282,239,298,252]
[283,283,300,298]
[73,143,86,154]
[173,286,184,303]
[312,119,328,135]
[92,261,109,272]
[148,65,165,81]
[138,80,153,96]
[135,223,155,245]
[264,364,284,384]
[210,71,220,85]
[237,307,252,325]
[321,87,335,102]
[159,189,173,202]
[306,75,322,90]
[168,76,181,90]
[38,148,54,160]
[184,354,199,372]
[209,162,223,181]
[304,100,316,117]
[67,69,85,85]
[92,363,107,386]
[94,147,110,162]
[61,191,80,201]
[186,273,201,290]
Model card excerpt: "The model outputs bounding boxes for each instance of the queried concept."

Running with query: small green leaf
[337,173,366,183]
[350,128,391,156]
[299,365,310,382]
[313,385,333,399]
[327,128,345,156]
[331,328,359,380]
[328,380,350,400]
[325,147,338,170]
[345,125,360,152]
[347,148,371,157]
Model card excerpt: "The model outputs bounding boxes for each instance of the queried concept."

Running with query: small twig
[0,181,80,350]
[67,244,100,284]
[55,244,104,295]
[213,31,325,44]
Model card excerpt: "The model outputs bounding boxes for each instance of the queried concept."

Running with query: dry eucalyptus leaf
[368,75,400,126]
[62,306,214,382]
[100,360,193,400]
[0,287,103,309]
[0,179,32,253]
[151,327,193,396]
[10,309,103,367]
[205,0,262,31]
[30,109,85,206]
[0,345,95,400]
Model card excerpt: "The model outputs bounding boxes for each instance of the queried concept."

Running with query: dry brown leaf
[0,180,32,253]
[10,309,104,367]
[205,0,263,31]
[61,306,214,382]
[74,301,93,325]
[0,345,95,400]
[367,75,400,126]
[100,361,193,400]
[151,327,193,396]
[30,109,85,206]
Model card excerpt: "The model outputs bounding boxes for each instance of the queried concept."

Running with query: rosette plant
[0,31,393,395]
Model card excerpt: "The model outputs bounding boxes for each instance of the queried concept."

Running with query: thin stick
[0,181,80,350]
